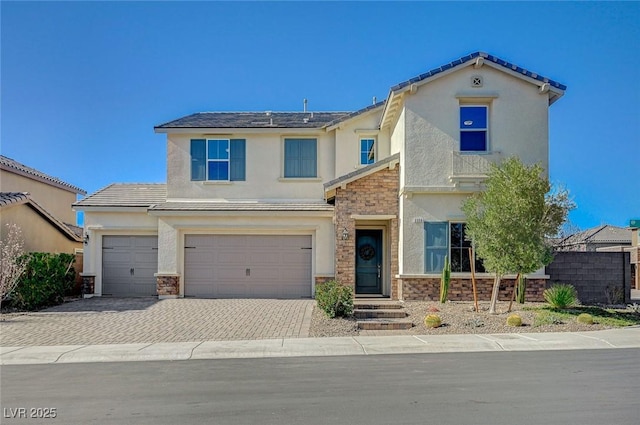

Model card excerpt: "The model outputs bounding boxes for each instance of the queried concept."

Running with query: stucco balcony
[449,151,502,187]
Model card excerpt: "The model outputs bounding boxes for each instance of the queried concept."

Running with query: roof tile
[74,183,167,208]
[0,156,86,195]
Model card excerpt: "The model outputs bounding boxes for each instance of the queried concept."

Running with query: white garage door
[102,236,158,297]
[184,235,312,298]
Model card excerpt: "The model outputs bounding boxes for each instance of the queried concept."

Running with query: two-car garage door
[184,235,312,298]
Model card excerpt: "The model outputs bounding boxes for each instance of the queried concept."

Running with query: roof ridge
[390,51,567,93]
[0,155,86,195]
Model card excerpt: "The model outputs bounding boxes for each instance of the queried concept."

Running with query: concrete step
[357,319,414,330]
[353,302,404,310]
[354,309,408,319]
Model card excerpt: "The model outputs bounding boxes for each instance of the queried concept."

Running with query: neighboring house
[556,225,633,252]
[74,51,566,300]
[0,156,85,253]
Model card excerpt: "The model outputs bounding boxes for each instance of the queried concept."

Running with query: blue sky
[1,1,639,230]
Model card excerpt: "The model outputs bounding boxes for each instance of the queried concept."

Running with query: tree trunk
[489,274,502,314]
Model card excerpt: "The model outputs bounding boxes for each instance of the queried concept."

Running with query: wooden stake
[508,273,520,313]
[469,247,479,312]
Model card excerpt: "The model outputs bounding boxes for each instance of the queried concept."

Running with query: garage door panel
[103,236,132,249]
[217,251,248,264]
[102,236,158,297]
[184,235,312,298]
[216,266,247,280]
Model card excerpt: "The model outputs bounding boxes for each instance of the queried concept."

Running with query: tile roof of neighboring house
[561,225,632,246]
[65,223,84,239]
[149,201,334,212]
[390,51,567,92]
[73,183,167,208]
[155,112,352,130]
[0,192,30,207]
[0,155,86,195]
[324,153,400,193]
[0,192,82,242]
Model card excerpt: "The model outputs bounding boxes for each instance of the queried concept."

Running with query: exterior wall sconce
[83,234,90,245]
[341,228,349,240]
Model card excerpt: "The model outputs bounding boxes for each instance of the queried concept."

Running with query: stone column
[155,274,180,299]
[80,273,95,298]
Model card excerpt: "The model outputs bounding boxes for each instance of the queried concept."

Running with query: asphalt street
[2,349,639,425]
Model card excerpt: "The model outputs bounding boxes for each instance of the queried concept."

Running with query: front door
[355,229,382,294]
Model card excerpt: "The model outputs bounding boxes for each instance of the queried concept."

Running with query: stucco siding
[0,204,80,253]
[0,171,78,224]
[333,110,390,178]
[403,65,550,189]
[166,132,335,200]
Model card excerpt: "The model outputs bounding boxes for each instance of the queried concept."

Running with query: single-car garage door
[102,236,158,296]
[184,235,312,298]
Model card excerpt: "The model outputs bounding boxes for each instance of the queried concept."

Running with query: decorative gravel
[309,301,623,337]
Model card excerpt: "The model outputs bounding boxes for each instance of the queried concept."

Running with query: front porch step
[353,302,404,310]
[357,319,414,330]
[354,309,407,319]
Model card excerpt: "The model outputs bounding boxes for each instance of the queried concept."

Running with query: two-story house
[1,155,85,253]
[75,52,565,300]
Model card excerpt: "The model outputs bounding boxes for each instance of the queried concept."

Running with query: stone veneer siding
[156,275,180,297]
[81,274,95,297]
[334,164,399,298]
[400,277,546,302]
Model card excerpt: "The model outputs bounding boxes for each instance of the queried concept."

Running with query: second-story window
[284,138,317,178]
[190,139,245,181]
[360,138,376,165]
[207,139,229,180]
[460,105,488,151]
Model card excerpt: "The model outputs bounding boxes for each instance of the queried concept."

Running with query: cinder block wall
[546,252,631,304]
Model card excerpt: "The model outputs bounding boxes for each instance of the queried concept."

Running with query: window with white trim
[460,105,488,151]
[359,138,375,165]
[190,138,246,181]
[284,138,317,178]
[424,222,485,273]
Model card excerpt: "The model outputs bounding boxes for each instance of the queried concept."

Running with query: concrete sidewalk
[2,327,638,365]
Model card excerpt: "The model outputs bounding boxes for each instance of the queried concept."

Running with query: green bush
[543,283,578,309]
[12,253,75,311]
[315,280,353,318]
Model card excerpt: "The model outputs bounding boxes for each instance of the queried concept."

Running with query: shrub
[315,280,353,318]
[506,314,523,327]
[604,285,624,305]
[0,223,27,305]
[627,303,640,314]
[12,253,76,311]
[576,313,594,325]
[543,283,578,309]
[424,314,442,328]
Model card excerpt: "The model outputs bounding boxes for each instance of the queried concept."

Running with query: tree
[461,157,574,314]
[0,223,27,306]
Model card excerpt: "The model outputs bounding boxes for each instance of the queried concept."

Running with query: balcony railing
[450,151,502,186]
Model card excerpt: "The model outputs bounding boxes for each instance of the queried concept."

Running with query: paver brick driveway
[0,298,315,346]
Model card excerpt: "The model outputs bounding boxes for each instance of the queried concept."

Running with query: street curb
[2,327,639,365]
